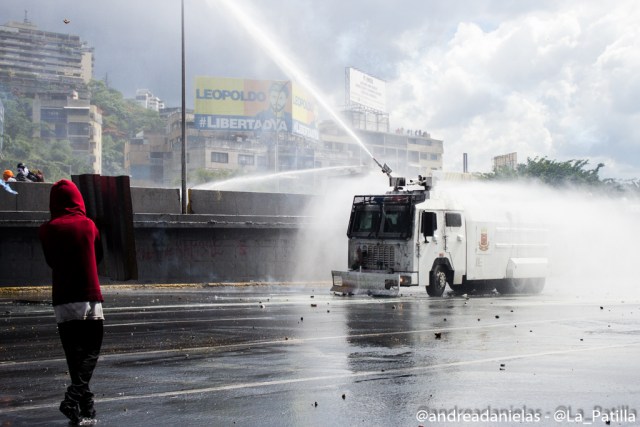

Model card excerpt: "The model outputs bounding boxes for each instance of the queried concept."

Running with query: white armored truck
[331,176,549,297]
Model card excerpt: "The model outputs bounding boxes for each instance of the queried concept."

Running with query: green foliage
[89,80,164,175]
[189,168,238,185]
[481,156,618,190]
[0,94,92,181]
[101,135,126,176]
[0,81,165,180]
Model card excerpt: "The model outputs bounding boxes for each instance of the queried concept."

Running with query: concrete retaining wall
[0,184,317,286]
[0,219,302,285]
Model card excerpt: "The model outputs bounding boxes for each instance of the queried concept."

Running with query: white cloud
[388,1,640,178]
[2,0,639,178]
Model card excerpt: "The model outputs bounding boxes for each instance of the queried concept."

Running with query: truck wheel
[495,278,527,294]
[427,265,448,297]
[525,278,545,294]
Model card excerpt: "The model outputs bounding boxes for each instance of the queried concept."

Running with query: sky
[2,0,639,178]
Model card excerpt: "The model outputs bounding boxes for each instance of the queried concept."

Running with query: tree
[189,168,238,186]
[481,156,619,190]
[0,96,52,178]
[1,81,163,181]
[88,80,164,176]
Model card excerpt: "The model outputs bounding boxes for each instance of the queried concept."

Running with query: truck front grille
[362,244,395,270]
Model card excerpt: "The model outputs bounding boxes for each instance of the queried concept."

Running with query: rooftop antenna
[24,10,31,24]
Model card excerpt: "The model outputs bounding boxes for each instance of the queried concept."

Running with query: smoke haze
[294,176,640,299]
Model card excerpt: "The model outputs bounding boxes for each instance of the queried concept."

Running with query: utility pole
[181,0,187,214]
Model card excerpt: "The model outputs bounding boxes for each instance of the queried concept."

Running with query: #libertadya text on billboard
[194,77,319,140]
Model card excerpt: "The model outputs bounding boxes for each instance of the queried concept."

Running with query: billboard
[291,82,319,139]
[195,77,292,132]
[194,76,319,140]
[347,67,387,113]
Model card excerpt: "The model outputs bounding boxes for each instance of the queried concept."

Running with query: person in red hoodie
[39,179,104,424]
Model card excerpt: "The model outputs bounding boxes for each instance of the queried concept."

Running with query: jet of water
[213,0,392,176]
[193,165,365,191]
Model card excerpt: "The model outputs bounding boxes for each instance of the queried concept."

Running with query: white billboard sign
[348,67,387,113]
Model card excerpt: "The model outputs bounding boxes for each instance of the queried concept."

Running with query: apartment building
[128,130,171,187]
[0,18,101,172]
[318,120,443,177]
[0,18,93,96]
[32,91,103,174]
[135,89,165,112]
[0,98,4,153]
[127,110,442,189]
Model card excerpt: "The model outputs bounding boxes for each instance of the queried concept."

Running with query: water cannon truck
[331,175,549,297]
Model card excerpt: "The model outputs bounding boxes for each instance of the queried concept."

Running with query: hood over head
[49,179,86,218]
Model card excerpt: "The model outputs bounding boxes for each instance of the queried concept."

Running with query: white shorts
[54,301,104,323]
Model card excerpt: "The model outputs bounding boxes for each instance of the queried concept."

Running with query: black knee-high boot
[58,319,104,421]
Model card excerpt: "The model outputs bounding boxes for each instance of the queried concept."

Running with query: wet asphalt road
[1,283,639,427]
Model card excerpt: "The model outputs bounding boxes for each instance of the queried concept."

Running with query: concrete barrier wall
[1,183,312,217]
[131,187,182,214]
[1,182,183,215]
[188,189,314,216]
[0,182,51,212]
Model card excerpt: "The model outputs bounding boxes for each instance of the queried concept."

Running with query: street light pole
[181,0,187,214]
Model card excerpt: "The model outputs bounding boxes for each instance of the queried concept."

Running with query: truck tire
[495,278,527,294]
[427,265,448,297]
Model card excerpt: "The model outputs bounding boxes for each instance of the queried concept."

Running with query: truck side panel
[466,221,548,280]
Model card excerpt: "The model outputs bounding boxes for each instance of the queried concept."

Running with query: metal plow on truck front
[331,270,402,297]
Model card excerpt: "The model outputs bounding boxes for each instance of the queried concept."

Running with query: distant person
[32,168,45,182]
[3,170,16,182]
[15,163,38,182]
[1,170,18,194]
[39,179,104,424]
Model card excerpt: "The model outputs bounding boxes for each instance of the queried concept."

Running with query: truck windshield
[347,195,415,239]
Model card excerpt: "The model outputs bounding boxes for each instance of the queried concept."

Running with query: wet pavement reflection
[1,283,639,426]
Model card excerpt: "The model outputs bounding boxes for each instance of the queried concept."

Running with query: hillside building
[135,89,165,112]
[0,17,101,173]
[32,91,103,174]
[0,18,93,97]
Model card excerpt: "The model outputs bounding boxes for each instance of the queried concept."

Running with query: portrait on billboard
[255,81,292,131]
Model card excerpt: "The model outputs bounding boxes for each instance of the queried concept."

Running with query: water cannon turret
[389,176,406,190]
[373,157,393,178]
[387,174,432,194]
[410,175,432,191]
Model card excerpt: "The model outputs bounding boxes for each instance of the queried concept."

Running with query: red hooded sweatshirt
[39,180,103,306]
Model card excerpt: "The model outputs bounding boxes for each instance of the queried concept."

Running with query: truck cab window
[352,209,380,233]
[445,212,462,227]
[383,207,409,233]
[347,195,416,239]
